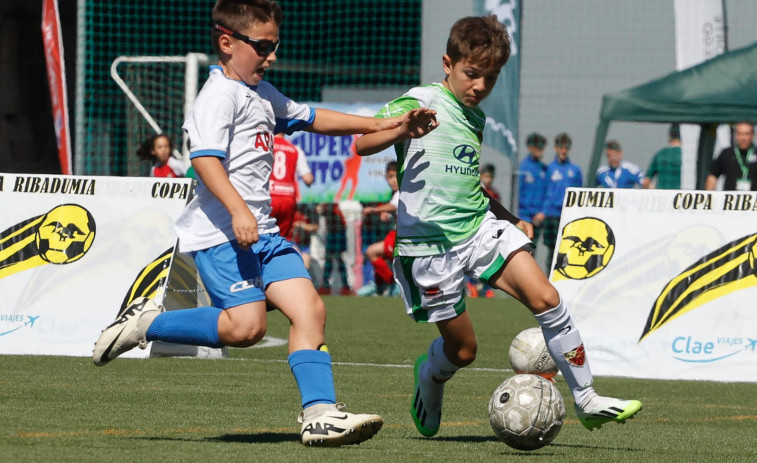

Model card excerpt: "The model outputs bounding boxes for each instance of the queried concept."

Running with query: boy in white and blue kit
[92,0,434,447]
[356,15,642,438]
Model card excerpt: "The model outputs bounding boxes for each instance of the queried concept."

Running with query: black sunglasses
[213,23,280,56]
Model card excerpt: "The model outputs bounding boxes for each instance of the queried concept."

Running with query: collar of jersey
[434,83,485,122]
[210,65,259,90]
[434,82,458,103]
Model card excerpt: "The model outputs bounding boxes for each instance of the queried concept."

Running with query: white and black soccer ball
[508,327,558,380]
[488,374,565,451]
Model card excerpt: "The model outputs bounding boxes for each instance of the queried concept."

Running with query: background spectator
[518,132,548,246]
[480,163,500,201]
[534,133,583,270]
[643,124,682,189]
[596,140,644,189]
[705,122,757,191]
[291,205,319,272]
[136,134,186,178]
[316,202,353,296]
[358,162,399,297]
[270,133,314,241]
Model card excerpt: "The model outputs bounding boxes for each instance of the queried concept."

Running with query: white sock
[427,337,459,382]
[535,298,595,405]
[302,403,339,421]
[421,337,458,409]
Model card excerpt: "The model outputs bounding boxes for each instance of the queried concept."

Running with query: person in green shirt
[643,124,682,189]
[355,15,641,439]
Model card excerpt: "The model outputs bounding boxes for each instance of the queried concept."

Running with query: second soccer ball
[508,327,558,380]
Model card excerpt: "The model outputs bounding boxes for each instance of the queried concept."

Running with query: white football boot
[574,392,642,430]
[298,402,383,446]
[92,297,163,366]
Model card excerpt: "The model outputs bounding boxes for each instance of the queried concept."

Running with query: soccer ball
[508,327,558,380]
[488,374,565,451]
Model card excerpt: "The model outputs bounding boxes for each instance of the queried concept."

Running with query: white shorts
[392,212,533,323]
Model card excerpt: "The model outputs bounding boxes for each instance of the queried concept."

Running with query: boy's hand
[354,108,438,157]
[232,210,259,250]
[403,108,438,139]
[532,212,545,226]
[515,220,534,240]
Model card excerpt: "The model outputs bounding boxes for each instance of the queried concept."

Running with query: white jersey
[389,190,400,210]
[176,66,314,252]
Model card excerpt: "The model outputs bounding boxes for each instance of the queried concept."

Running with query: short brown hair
[211,0,283,55]
[446,16,511,69]
[554,133,572,149]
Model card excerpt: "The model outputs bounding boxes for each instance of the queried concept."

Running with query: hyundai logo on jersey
[453,144,476,165]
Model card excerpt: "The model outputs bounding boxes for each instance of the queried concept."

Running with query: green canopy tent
[588,41,757,188]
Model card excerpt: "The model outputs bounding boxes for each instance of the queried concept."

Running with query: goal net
[75,0,422,176]
[110,54,211,176]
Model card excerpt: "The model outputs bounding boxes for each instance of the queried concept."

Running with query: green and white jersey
[376,83,489,256]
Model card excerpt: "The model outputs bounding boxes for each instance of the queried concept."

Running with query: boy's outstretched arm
[355,108,438,156]
[482,187,534,239]
[306,108,402,136]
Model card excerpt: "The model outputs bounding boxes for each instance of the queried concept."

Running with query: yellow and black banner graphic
[166,251,202,298]
[553,217,615,281]
[640,232,757,341]
[118,247,173,316]
[0,204,96,279]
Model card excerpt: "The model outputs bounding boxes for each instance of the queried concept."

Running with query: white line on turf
[234,356,513,373]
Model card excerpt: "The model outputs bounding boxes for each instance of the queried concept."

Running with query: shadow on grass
[550,442,643,451]
[136,432,301,444]
[430,435,501,443]
[211,432,301,444]
[423,436,642,453]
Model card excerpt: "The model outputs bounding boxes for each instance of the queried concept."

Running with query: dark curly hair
[136,134,173,161]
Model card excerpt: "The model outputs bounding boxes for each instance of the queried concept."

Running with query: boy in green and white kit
[355,15,642,437]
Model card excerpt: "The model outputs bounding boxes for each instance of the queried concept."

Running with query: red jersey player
[270,133,314,240]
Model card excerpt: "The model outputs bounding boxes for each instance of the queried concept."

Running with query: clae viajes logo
[0,314,40,337]
[670,335,756,363]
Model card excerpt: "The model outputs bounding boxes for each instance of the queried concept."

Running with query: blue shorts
[193,233,311,309]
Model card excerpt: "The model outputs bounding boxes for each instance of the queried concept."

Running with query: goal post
[109,53,212,175]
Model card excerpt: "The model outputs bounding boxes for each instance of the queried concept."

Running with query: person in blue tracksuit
[596,140,644,189]
[532,133,583,270]
[518,132,548,247]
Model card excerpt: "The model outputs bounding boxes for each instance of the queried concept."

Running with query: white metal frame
[109,53,210,165]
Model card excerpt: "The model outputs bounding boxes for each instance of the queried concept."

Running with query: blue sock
[288,349,336,409]
[146,307,222,347]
